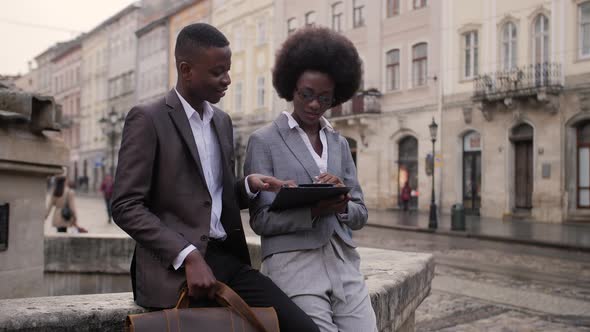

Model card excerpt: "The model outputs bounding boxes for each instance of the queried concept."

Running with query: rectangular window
[386,49,400,90]
[257,76,265,107]
[413,0,427,9]
[332,2,343,32]
[412,43,427,87]
[463,31,479,79]
[287,18,297,35]
[387,0,400,17]
[580,2,590,57]
[234,28,243,51]
[234,82,242,113]
[257,20,266,45]
[305,11,316,26]
[353,0,365,28]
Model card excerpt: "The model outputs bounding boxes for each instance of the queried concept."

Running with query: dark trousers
[104,197,112,222]
[193,242,320,332]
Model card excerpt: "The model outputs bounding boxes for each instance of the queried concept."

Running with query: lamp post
[99,108,125,177]
[428,117,438,229]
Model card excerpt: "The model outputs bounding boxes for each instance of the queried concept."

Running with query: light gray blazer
[244,113,368,259]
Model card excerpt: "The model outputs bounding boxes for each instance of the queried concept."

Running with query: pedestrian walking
[100,174,114,223]
[401,181,412,212]
[45,176,88,233]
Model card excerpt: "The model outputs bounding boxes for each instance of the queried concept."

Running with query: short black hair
[273,27,362,107]
[175,23,229,61]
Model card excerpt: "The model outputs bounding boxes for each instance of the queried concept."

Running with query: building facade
[274,0,443,210]
[51,39,83,183]
[439,0,590,224]
[136,18,170,105]
[212,0,276,177]
[107,4,141,118]
[79,23,110,192]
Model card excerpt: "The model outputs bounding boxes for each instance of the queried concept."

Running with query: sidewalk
[367,209,590,251]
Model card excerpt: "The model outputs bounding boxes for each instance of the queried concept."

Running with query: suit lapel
[165,90,206,184]
[211,110,232,169]
[275,114,321,181]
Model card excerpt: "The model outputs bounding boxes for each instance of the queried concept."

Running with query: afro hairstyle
[272,26,362,107]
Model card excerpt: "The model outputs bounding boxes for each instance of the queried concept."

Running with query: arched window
[305,11,316,26]
[287,17,297,35]
[412,43,427,87]
[386,49,400,91]
[501,22,518,70]
[533,14,550,64]
[578,122,590,208]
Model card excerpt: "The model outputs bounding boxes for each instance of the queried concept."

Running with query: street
[52,196,590,331]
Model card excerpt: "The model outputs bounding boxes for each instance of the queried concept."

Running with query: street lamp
[428,117,438,229]
[99,108,125,177]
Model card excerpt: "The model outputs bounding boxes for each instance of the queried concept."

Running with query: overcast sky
[0,0,136,75]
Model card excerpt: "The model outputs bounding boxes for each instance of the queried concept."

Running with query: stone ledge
[0,237,434,332]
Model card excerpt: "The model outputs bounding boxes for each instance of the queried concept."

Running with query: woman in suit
[244,27,377,332]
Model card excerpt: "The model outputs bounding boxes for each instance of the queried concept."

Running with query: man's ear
[179,61,192,81]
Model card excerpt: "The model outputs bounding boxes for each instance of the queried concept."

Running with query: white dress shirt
[172,89,256,270]
[283,111,332,174]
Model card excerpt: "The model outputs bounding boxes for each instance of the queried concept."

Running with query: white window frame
[412,43,428,87]
[353,0,365,28]
[386,49,400,91]
[413,0,427,10]
[287,17,297,35]
[501,22,518,70]
[463,31,479,79]
[532,14,549,64]
[305,11,316,26]
[387,0,400,17]
[332,2,343,32]
[257,76,265,108]
[579,2,590,59]
[256,20,266,45]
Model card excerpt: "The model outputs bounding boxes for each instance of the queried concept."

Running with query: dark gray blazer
[111,89,250,308]
[244,113,368,260]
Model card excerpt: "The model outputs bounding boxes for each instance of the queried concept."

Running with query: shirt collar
[175,88,214,124]
[282,111,333,132]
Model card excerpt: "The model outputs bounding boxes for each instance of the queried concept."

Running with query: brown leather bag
[126,282,279,332]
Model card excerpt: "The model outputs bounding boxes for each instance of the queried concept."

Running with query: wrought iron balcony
[473,62,563,103]
[325,89,382,119]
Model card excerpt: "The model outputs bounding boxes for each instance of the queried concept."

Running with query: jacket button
[200,235,208,242]
[203,201,212,207]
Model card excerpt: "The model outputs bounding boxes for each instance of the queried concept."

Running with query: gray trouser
[261,235,378,332]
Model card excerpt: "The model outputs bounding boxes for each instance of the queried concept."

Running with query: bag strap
[175,281,269,332]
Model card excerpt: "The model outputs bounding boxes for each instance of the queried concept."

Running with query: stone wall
[0,235,434,332]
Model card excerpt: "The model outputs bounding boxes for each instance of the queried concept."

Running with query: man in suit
[111,23,319,332]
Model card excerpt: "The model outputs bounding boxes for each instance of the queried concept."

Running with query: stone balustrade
[0,235,434,332]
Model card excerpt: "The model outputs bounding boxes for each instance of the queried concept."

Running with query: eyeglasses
[295,88,334,108]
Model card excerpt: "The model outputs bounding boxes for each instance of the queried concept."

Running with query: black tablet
[269,184,351,211]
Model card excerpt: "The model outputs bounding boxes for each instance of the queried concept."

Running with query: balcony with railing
[473,62,563,103]
[325,89,382,119]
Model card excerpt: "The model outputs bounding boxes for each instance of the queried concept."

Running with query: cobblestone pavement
[63,196,590,331]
